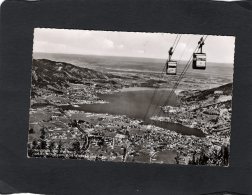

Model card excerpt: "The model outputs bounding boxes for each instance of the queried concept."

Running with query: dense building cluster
[28,106,229,166]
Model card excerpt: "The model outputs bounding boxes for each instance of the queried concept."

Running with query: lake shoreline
[28,59,231,166]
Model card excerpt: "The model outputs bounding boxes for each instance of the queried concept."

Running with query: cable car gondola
[192,53,206,69]
[166,47,177,75]
[166,60,177,75]
[193,37,206,70]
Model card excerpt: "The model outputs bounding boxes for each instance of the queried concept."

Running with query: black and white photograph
[28,28,235,166]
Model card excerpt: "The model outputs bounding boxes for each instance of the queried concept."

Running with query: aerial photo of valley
[28,29,235,166]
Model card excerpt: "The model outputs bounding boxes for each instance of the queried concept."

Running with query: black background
[0,0,252,194]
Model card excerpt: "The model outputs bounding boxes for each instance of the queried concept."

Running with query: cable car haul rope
[143,34,181,121]
[143,35,208,120]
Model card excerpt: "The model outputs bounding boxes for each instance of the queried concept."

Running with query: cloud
[33,28,235,63]
[117,44,124,49]
[33,41,67,53]
[136,50,145,54]
[103,39,114,49]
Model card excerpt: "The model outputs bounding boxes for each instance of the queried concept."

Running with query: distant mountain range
[31,59,109,91]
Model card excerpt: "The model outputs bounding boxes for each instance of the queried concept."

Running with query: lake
[65,87,205,137]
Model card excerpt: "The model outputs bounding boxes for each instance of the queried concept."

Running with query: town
[28,59,231,166]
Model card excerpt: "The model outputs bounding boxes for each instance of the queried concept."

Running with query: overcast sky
[33,28,235,63]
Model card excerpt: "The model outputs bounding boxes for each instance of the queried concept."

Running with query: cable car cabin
[193,53,206,69]
[166,61,177,75]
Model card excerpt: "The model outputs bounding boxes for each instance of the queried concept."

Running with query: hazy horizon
[33,52,234,66]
